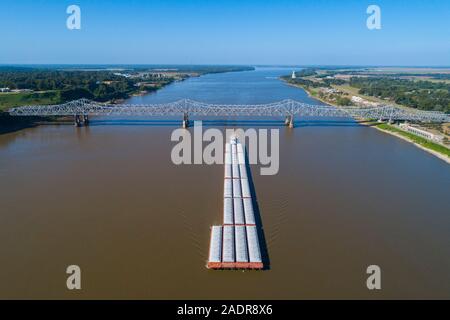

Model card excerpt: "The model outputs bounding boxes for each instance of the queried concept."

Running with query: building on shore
[351,95,379,107]
[399,123,444,143]
[291,71,296,79]
[10,89,33,93]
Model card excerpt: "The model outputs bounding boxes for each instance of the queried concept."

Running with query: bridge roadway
[8,98,450,127]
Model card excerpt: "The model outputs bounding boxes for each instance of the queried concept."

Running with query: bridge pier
[74,115,82,127]
[285,115,294,128]
[74,114,89,127]
[182,112,189,128]
[284,115,290,126]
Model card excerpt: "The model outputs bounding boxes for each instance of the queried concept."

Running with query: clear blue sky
[0,0,449,65]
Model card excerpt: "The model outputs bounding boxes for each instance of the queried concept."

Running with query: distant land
[282,66,450,113]
[0,65,255,111]
[282,66,450,156]
[0,65,254,132]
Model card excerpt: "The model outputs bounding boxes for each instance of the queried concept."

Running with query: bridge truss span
[8,98,450,126]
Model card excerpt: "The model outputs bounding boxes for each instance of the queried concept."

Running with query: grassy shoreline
[374,123,450,161]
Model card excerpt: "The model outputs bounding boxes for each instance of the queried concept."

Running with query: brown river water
[0,68,449,299]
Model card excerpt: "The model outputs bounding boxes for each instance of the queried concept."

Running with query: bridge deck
[8,98,450,123]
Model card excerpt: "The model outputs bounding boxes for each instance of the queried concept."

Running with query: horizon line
[1,64,450,68]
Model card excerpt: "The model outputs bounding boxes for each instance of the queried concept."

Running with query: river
[0,67,449,299]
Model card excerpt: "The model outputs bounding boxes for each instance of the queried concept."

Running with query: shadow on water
[88,119,285,127]
[201,120,283,127]
[88,119,181,126]
[0,113,40,135]
[0,123,38,135]
[293,119,361,128]
[243,148,271,271]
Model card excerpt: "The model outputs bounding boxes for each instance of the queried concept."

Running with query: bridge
[8,98,450,127]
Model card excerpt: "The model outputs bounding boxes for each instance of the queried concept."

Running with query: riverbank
[373,123,450,164]
[283,81,331,105]
[281,77,450,164]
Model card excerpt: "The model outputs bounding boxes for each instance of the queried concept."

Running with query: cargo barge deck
[207,136,264,270]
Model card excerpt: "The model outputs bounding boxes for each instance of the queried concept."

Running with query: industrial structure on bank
[207,136,264,270]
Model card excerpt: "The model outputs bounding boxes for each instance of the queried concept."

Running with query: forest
[350,77,450,113]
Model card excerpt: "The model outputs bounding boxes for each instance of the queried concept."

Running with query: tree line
[0,69,142,102]
[350,77,450,113]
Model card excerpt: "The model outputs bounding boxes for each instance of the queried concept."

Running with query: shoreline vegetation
[0,65,254,134]
[280,68,450,164]
[374,123,450,164]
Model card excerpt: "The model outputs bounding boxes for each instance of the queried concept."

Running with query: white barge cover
[233,198,245,225]
[224,164,232,179]
[232,178,242,198]
[223,198,234,225]
[235,225,249,263]
[222,225,235,263]
[225,143,231,153]
[246,225,262,263]
[241,178,251,198]
[231,144,237,155]
[208,226,222,263]
[224,178,232,198]
[208,138,264,269]
[232,164,240,179]
[237,143,244,154]
[232,152,238,165]
[225,152,232,165]
[243,198,256,225]
[237,152,245,165]
[239,164,247,179]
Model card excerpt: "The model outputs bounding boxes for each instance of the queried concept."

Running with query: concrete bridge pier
[285,115,294,128]
[74,115,82,127]
[182,112,189,128]
[74,114,90,127]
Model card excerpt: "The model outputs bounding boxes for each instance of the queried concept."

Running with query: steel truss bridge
[8,98,450,127]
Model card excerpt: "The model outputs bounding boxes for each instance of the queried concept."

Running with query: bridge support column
[182,112,189,128]
[74,115,82,127]
[284,115,290,126]
[286,115,294,128]
[83,115,89,126]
